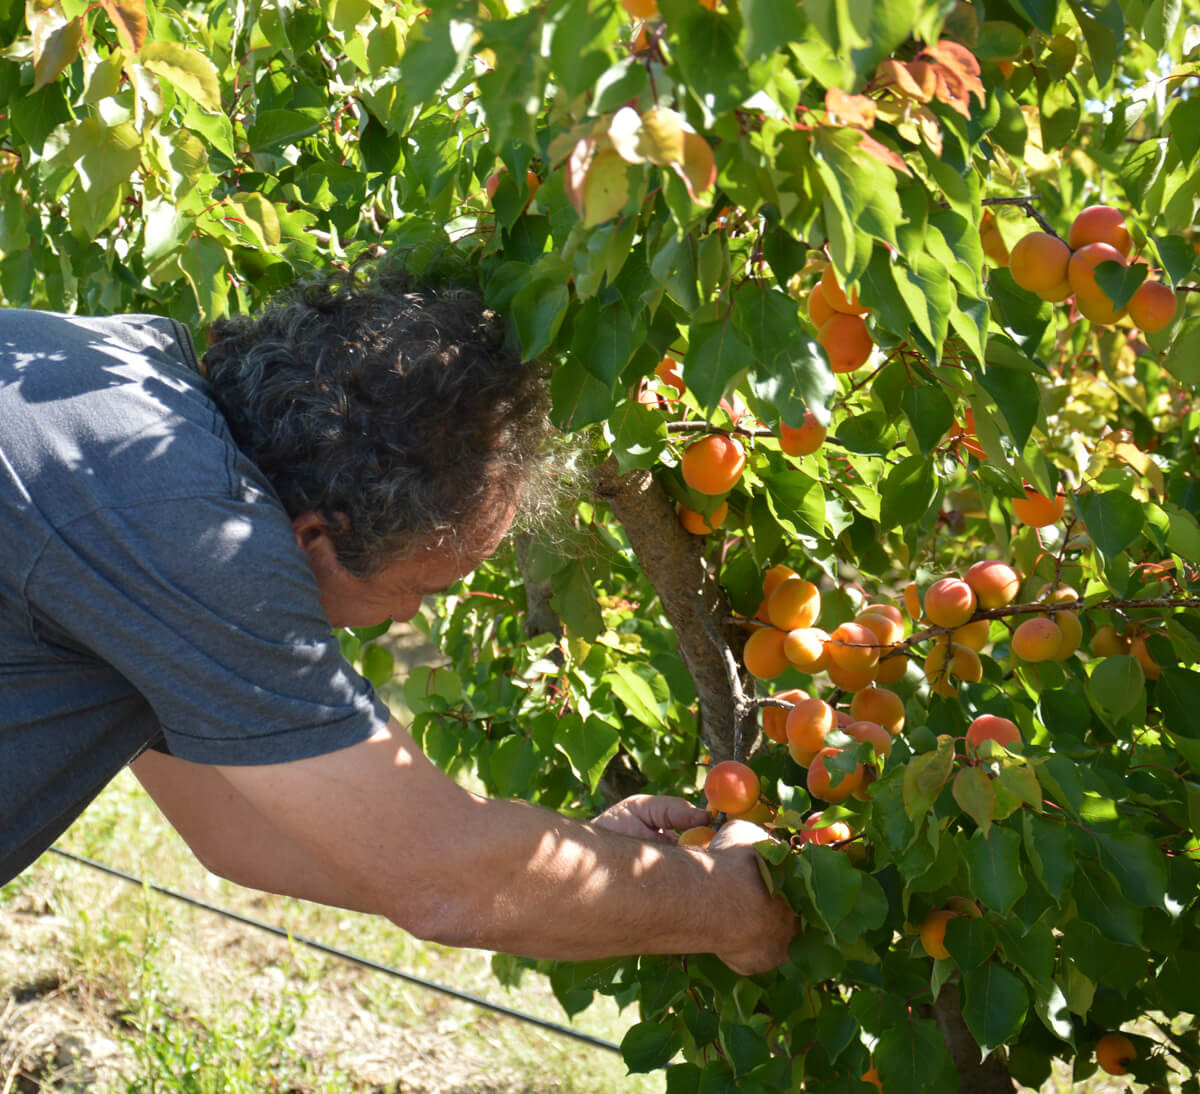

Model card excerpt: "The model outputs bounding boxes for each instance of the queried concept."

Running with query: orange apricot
[779,410,827,457]
[966,713,1021,753]
[806,747,864,803]
[767,577,821,631]
[963,560,1021,609]
[728,798,774,824]
[1091,624,1128,657]
[826,659,879,692]
[620,0,658,15]
[783,626,830,673]
[952,619,991,651]
[1012,486,1065,528]
[904,581,922,621]
[845,719,893,759]
[762,564,798,600]
[808,282,836,328]
[919,909,955,960]
[787,742,818,766]
[923,577,977,629]
[820,264,869,316]
[654,355,685,397]
[856,610,904,648]
[678,501,727,535]
[1011,616,1063,662]
[862,603,903,627]
[704,760,759,814]
[786,696,836,753]
[1009,232,1071,296]
[743,626,790,680]
[873,651,909,685]
[818,312,873,373]
[678,825,715,847]
[1068,204,1132,256]
[1068,242,1128,324]
[681,433,745,495]
[799,811,853,845]
[980,211,1010,267]
[1039,278,1073,303]
[924,639,982,696]
[762,688,805,744]
[850,686,905,736]
[1129,633,1161,680]
[1095,1031,1137,1076]
[827,622,881,673]
[1128,280,1177,333]
[1051,610,1082,660]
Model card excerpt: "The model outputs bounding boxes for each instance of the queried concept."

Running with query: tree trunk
[591,456,756,763]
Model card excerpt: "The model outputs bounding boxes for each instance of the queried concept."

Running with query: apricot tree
[2,0,1199,1090]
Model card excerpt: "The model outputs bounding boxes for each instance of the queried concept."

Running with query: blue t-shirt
[0,309,390,883]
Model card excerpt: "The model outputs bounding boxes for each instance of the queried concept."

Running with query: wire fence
[47,846,622,1056]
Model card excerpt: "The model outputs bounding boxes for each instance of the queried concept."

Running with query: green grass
[2,769,664,1094]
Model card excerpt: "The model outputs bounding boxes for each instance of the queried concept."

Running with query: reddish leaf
[855,132,912,175]
[31,12,83,92]
[673,130,716,199]
[99,0,148,55]
[825,87,877,129]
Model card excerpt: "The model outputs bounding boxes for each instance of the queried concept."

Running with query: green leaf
[963,826,1027,914]
[359,642,395,688]
[489,734,537,797]
[1067,0,1124,88]
[683,318,754,416]
[1155,666,1200,771]
[902,735,956,820]
[875,1015,957,1093]
[1075,489,1143,559]
[1162,317,1200,387]
[513,277,569,361]
[1072,859,1143,946]
[179,234,230,322]
[621,1019,682,1073]
[1092,831,1168,910]
[1092,258,1146,310]
[1088,654,1144,721]
[246,109,322,154]
[1010,0,1058,33]
[550,561,604,641]
[978,358,1040,452]
[553,714,621,793]
[31,14,82,92]
[901,383,955,456]
[604,400,669,474]
[1033,980,1075,1047]
[603,663,666,729]
[944,916,998,972]
[953,767,996,834]
[550,358,615,432]
[879,454,939,531]
[742,0,807,61]
[962,963,1029,1055]
[800,844,862,936]
[670,9,752,118]
[141,41,222,113]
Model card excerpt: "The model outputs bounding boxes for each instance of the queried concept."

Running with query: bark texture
[931,984,1017,1094]
[591,456,755,763]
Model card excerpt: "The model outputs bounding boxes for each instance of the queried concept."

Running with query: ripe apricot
[783,627,830,673]
[806,747,864,803]
[1068,204,1132,256]
[786,696,836,752]
[1010,231,1071,296]
[904,581,922,621]
[1011,616,1063,662]
[924,639,982,696]
[1039,278,1073,303]
[966,713,1021,753]
[787,742,818,766]
[678,501,727,535]
[923,577,977,629]
[1091,624,1128,657]
[799,811,853,845]
[919,908,955,960]
[818,313,873,373]
[963,559,1020,609]
[850,686,905,736]
[855,610,904,649]
[1068,242,1128,324]
[767,577,821,631]
[654,355,685,397]
[743,626,790,680]
[826,659,878,692]
[704,760,760,814]
[808,282,836,328]
[862,603,903,627]
[1051,610,1082,660]
[873,652,909,685]
[681,434,745,495]
[678,825,715,847]
[952,619,991,651]
[762,563,798,599]
[980,211,1009,267]
[620,0,658,16]
[1095,1031,1136,1076]
[1129,633,1161,680]
[845,719,893,759]
[1128,280,1177,332]
[820,264,869,315]
[728,798,774,824]
[762,688,805,744]
[1012,486,1065,528]
[779,410,827,457]
[827,622,881,673]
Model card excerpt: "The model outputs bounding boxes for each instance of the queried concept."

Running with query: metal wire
[47,846,622,1055]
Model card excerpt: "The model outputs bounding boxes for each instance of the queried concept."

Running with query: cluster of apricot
[1092,620,1160,680]
[1008,204,1177,332]
[806,264,876,374]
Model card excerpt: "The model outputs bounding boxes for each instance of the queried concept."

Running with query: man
[0,264,792,975]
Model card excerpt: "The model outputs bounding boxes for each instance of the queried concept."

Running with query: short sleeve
[26,491,391,765]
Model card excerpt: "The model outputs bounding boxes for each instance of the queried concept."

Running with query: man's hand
[592,794,711,843]
[703,819,797,976]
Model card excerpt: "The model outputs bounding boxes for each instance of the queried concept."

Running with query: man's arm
[135,718,793,974]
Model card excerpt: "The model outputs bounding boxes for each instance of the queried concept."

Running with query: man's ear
[291,510,333,554]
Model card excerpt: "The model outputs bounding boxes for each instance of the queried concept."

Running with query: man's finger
[707,818,771,852]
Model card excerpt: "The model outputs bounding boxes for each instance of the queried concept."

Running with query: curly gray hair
[201,264,555,576]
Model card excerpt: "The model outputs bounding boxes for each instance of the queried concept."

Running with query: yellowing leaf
[638,107,686,167]
[98,0,147,54]
[228,192,281,247]
[876,58,931,102]
[581,148,630,228]
[825,87,877,129]
[673,130,716,199]
[608,106,646,164]
[855,132,911,175]
[30,8,82,92]
[141,41,222,113]
[563,135,598,217]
